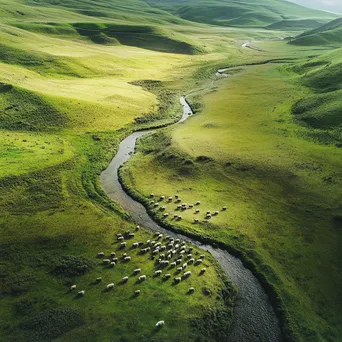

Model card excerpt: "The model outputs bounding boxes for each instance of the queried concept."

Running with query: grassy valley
[0,0,341,341]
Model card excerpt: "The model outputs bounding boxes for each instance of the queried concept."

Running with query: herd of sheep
[69,225,211,329]
[149,194,227,222]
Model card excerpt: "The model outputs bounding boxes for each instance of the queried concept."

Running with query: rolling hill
[145,0,337,27]
[290,17,342,45]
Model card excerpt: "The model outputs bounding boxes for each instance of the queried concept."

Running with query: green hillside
[290,17,342,45]
[292,47,342,131]
[146,0,337,27]
[266,19,328,31]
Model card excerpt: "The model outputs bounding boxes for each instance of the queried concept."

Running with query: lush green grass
[290,17,342,46]
[121,60,342,340]
[266,19,329,31]
[146,0,337,27]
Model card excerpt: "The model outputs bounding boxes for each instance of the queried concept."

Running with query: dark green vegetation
[1,0,342,340]
[290,17,342,46]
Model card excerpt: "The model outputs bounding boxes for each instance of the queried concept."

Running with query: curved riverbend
[101,96,282,341]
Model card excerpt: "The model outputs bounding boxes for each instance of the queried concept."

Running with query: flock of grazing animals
[149,193,227,223]
[69,226,211,329]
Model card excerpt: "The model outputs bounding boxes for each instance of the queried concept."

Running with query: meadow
[1,0,341,340]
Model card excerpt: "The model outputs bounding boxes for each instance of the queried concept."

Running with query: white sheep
[129,233,135,238]
[195,209,200,214]
[135,290,141,296]
[146,239,151,244]
[163,213,169,218]
[175,239,180,243]
[196,201,201,205]
[139,275,147,282]
[189,204,194,208]
[70,285,77,291]
[156,320,165,327]
[112,258,118,263]
[187,254,192,258]
[206,211,211,215]
[134,268,141,274]
[122,276,129,282]
[110,252,116,257]
[118,236,124,241]
[183,271,192,278]
[200,268,207,274]
[188,287,195,293]
[175,194,179,199]
[97,252,105,258]
[132,242,139,248]
[182,263,187,269]
[174,277,181,283]
[206,214,212,219]
[150,193,154,198]
[168,197,173,201]
[164,273,171,279]
[177,216,182,220]
[124,256,131,262]
[222,206,227,211]
[154,203,159,207]
[177,267,183,273]
[96,277,102,282]
[110,262,116,267]
[160,196,165,200]
[214,211,219,215]
[120,242,127,248]
[196,259,203,265]
[188,258,195,264]
[194,218,199,223]
[107,283,114,290]
[200,254,205,259]
[78,290,85,296]
[170,262,176,267]
[154,270,162,276]
[103,259,111,265]
[136,225,140,230]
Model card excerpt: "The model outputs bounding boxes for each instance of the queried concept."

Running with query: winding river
[100,94,282,341]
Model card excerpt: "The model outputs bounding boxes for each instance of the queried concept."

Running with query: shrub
[53,255,93,277]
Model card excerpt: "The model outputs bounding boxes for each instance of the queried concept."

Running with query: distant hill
[145,0,337,27]
[290,17,342,45]
[266,19,328,31]
[291,48,342,130]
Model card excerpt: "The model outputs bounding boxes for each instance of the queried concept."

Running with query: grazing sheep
[160,253,165,259]
[138,241,144,246]
[182,263,187,269]
[154,270,162,276]
[164,274,171,280]
[174,277,181,284]
[176,205,182,210]
[160,246,166,251]
[163,213,169,218]
[132,242,139,248]
[163,260,169,266]
[189,204,194,209]
[103,259,111,265]
[177,216,182,221]
[141,248,147,254]
[183,271,191,278]
[122,276,129,282]
[116,233,123,237]
[188,258,195,264]
[188,247,193,252]
[150,200,155,205]
[175,239,180,243]
[112,258,118,263]
[110,252,116,257]
[175,194,179,199]
[134,268,141,274]
[135,290,141,296]
[124,256,131,262]
[168,197,173,201]
[196,201,201,205]
[180,246,185,251]
[195,209,200,214]
[159,206,166,211]
[200,268,207,274]
[139,275,147,282]
[188,287,195,293]
[175,244,179,249]
[196,259,203,265]
[120,242,127,249]
[180,251,185,255]
[78,290,85,296]
[110,262,116,267]
[181,241,186,246]
[155,242,161,247]
[200,255,205,259]
[156,320,165,327]
[176,198,181,203]
[193,218,199,223]
[107,283,114,290]
[153,249,159,255]
[123,253,127,258]
[167,254,172,260]
[146,239,151,244]
[222,206,227,211]
[206,211,211,215]
[154,203,159,207]
[177,267,183,273]
[150,193,154,198]
[129,233,135,238]
[118,236,124,241]
[97,252,105,258]
[151,241,156,245]
[70,285,77,291]
[170,262,176,267]
[187,254,192,259]
[158,234,163,239]
[206,214,212,219]
[214,211,219,215]
[176,259,182,265]
[136,225,140,230]
[146,247,151,252]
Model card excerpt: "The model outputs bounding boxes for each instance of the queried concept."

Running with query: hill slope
[292,47,342,131]
[145,0,337,27]
[290,17,342,45]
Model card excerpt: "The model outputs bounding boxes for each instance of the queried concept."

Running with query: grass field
[121,50,342,340]
[1,0,341,340]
